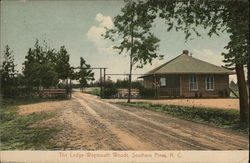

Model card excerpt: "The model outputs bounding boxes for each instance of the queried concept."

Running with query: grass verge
[118,102,248,134]
[1,97,67,107]
[0,99,60,150]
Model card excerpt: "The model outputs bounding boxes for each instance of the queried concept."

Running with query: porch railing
[157,88,180,97]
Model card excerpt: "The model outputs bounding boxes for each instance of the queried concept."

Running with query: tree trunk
[127,54,132,103]
[69,78,72,98]
[247,60,249,84]
[247,60,249,103]
[66,79,68,98]
[235,64,249,124]
[128,3,134,103]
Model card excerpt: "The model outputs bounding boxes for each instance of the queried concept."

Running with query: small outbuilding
[140,50,235,98]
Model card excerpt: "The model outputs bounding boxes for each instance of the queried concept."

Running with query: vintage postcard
[0,0,249,162]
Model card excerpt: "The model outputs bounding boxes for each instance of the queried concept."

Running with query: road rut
[49,92,248,150]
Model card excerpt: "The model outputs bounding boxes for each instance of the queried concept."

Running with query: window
[160,78,166,86]
[205,75,214,90]
[189,75,198,90]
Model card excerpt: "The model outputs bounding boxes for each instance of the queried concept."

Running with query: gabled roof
[141,54,235,77]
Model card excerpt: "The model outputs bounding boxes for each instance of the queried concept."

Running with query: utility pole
[100,68,103,98]
[103,68,106,98]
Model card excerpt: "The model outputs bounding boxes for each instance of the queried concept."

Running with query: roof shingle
[142,54,235,77]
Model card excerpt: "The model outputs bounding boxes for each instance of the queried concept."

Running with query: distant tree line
[101,78,155,99]
[101,77,144,98]
[0,39,94,98]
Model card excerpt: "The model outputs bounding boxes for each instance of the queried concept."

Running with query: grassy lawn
[0,99,60,150]
[118,102,249,134]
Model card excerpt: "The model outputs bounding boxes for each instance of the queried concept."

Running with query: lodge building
[140,50,235,98]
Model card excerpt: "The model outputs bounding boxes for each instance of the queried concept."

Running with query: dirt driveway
[20,92,248,150]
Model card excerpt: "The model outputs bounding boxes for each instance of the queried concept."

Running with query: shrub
[1,86,36,98]
[104,87,118,98]
[139,88,155,98]
[103,81,118,98]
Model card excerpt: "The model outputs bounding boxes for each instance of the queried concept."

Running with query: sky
[0,0,236,82]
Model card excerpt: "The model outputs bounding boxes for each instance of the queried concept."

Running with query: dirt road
[27,92,248,150]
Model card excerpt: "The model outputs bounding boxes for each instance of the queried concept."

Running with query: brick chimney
[182,50,189,56]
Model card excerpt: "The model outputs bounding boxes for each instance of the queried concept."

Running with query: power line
[106,74,144,76]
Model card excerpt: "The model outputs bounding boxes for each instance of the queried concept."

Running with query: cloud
[87,26,106,46]
[95,13,113,29]
[86,13,115,55]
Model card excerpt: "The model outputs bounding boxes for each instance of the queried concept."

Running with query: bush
[104,87,118,98]
[1,86,37,98]
[103,81,118,98]
[139,88,155,98]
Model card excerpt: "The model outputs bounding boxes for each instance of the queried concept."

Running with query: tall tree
[0,45,16,97]
[104,1,162,102]
[53,46,72,95]
[123,0,249,123]
[78,57,94,92]
[23,40,59,89]
[55,46,71,81]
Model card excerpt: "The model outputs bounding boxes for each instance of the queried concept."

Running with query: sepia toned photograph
[0,0,249,162]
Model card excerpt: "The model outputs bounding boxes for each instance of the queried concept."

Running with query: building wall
[143,74,230,98]
[143,76,154,89]
[180,74,230,98]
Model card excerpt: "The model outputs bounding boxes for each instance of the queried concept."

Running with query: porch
[143,74,181,98]
[156,88,180,98]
